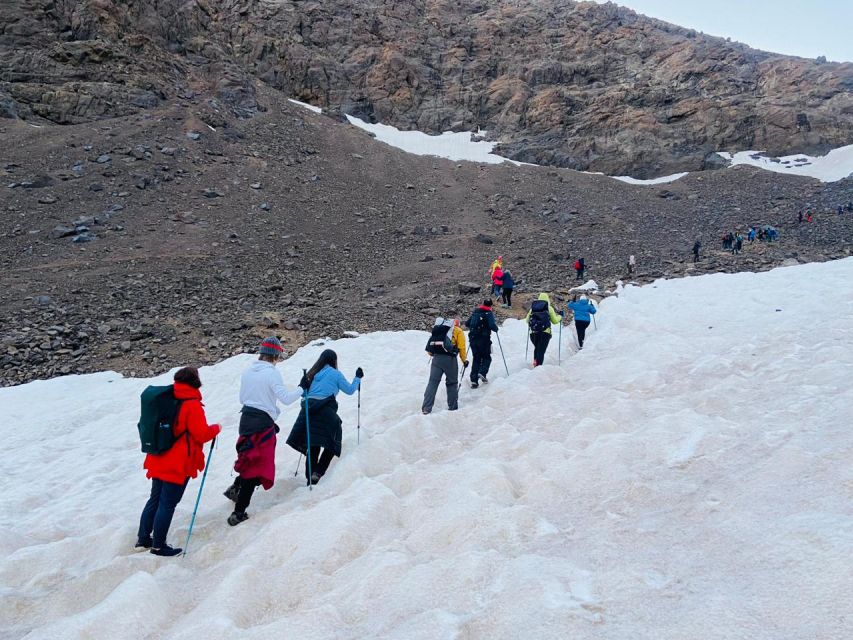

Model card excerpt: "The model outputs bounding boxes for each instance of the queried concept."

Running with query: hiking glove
[355,367,364,379]
[298,374,310,390]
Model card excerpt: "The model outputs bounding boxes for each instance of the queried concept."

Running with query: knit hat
[483,299,493,308]
[259,336,284,357]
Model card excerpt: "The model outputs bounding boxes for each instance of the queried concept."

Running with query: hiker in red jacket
[491,265,504,298]
[137,367,220,557]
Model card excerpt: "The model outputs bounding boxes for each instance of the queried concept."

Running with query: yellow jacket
[525,292,562,335]
[452,325,468,365]
[489,257,503,277]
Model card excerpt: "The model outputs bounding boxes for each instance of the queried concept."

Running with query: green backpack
[137,385,185,454]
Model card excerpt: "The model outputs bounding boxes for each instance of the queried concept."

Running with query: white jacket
[239,360,301,421]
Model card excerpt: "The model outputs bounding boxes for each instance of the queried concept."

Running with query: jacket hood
[477,305,492,312]
[173,381,202,400]
[537,293,551,303]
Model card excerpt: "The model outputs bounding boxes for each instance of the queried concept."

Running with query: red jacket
[491,267,504,286]
[143,382,220,485]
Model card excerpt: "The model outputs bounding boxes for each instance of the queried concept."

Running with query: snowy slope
[718,145,853,182]
[2,260,853,639]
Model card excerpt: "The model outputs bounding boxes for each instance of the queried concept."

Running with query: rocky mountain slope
[2,0,853,177]
[2,87,852,386]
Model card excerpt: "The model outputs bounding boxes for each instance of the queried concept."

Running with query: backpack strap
[172,399,191,456]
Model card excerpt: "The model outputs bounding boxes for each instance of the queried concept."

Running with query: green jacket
[525,293,562,335]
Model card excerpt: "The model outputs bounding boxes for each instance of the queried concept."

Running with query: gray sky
[594,0,853,62]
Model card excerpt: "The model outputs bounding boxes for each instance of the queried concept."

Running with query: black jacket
[286,396,343,457]
[466,307,499,343]
[239,406,279,436]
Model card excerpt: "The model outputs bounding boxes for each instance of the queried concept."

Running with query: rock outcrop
[2,0,853,176]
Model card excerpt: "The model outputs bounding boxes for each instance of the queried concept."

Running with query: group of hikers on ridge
[421,289,598,414]
[136,255,600,556]
[136,338,363,556]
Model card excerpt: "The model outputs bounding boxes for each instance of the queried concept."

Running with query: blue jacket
[307,365,360,400]
[502,271,515,290]
[567,299,597,322]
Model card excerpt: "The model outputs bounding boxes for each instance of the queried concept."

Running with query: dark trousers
[502,288,513,306]
[422,353,459,412]
[234,476,262,513]
[576,269,584,280]
[530,331,552,365]
[138,478,189,547]
[470,340,492,382]
[693,252,699,263]
[306,447,335,480]
[575,320,590,348]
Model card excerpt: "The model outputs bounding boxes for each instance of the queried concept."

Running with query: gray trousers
[422,354,459,413]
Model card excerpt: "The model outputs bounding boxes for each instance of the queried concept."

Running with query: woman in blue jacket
[286,349,362,485]
[567,295,597,349]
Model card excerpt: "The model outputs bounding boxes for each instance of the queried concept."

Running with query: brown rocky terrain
[2,0,853,177]
[2,85,852,386]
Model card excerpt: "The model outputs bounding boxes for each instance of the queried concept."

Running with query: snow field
[1,260,853,639]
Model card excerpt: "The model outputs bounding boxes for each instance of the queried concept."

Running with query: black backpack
[468,312,490,339]
[137,385,186,454]
[425,323,458,356]
[529,300,551,333]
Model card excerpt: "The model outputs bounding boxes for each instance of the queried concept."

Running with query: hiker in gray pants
[422,353,459,414]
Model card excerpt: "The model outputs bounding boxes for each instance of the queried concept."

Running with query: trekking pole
[495,332,509,376]
[459,361,468,384]
[183,437,216,557]
[293,454,301,477]
[303,369,313,491]
[357,384,361,445]
[558,320,562,366]
[592,314,598,330]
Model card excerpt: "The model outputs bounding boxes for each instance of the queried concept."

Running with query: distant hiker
[692,239,701,263]
[838,205,844,215]
[491,264,504,298]
[501,269,515,307]
[734,233,743,254]
[422,317,467,413]
[137,367,221,556]
[567,295,597,349]
[465,299,499,388]
[286,349,362,485]
[798,210,804,223]
[223,336,301,527]
[748,227,756,243]
[526,293,562,366]
[627,254,636,275]
[806,211,813,223]
[574,257,585,281]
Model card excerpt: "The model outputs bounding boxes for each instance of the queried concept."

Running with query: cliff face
[3,0,853,176]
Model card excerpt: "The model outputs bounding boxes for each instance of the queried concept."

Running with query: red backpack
[574,260,581,270]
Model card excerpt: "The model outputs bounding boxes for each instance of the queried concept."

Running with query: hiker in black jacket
[465,299,499,388]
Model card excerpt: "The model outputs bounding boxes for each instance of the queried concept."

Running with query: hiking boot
[422,409,430,415]
[150,544,182,557]
[134,538,152,551]
[470,381,479,389]
[227,511,249,527]
[479,374,488,383]
[223,482,239,502]
[310,472,321,485]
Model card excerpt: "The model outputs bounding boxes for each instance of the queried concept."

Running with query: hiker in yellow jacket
[422,318,468,414]
[525,293,563,366]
